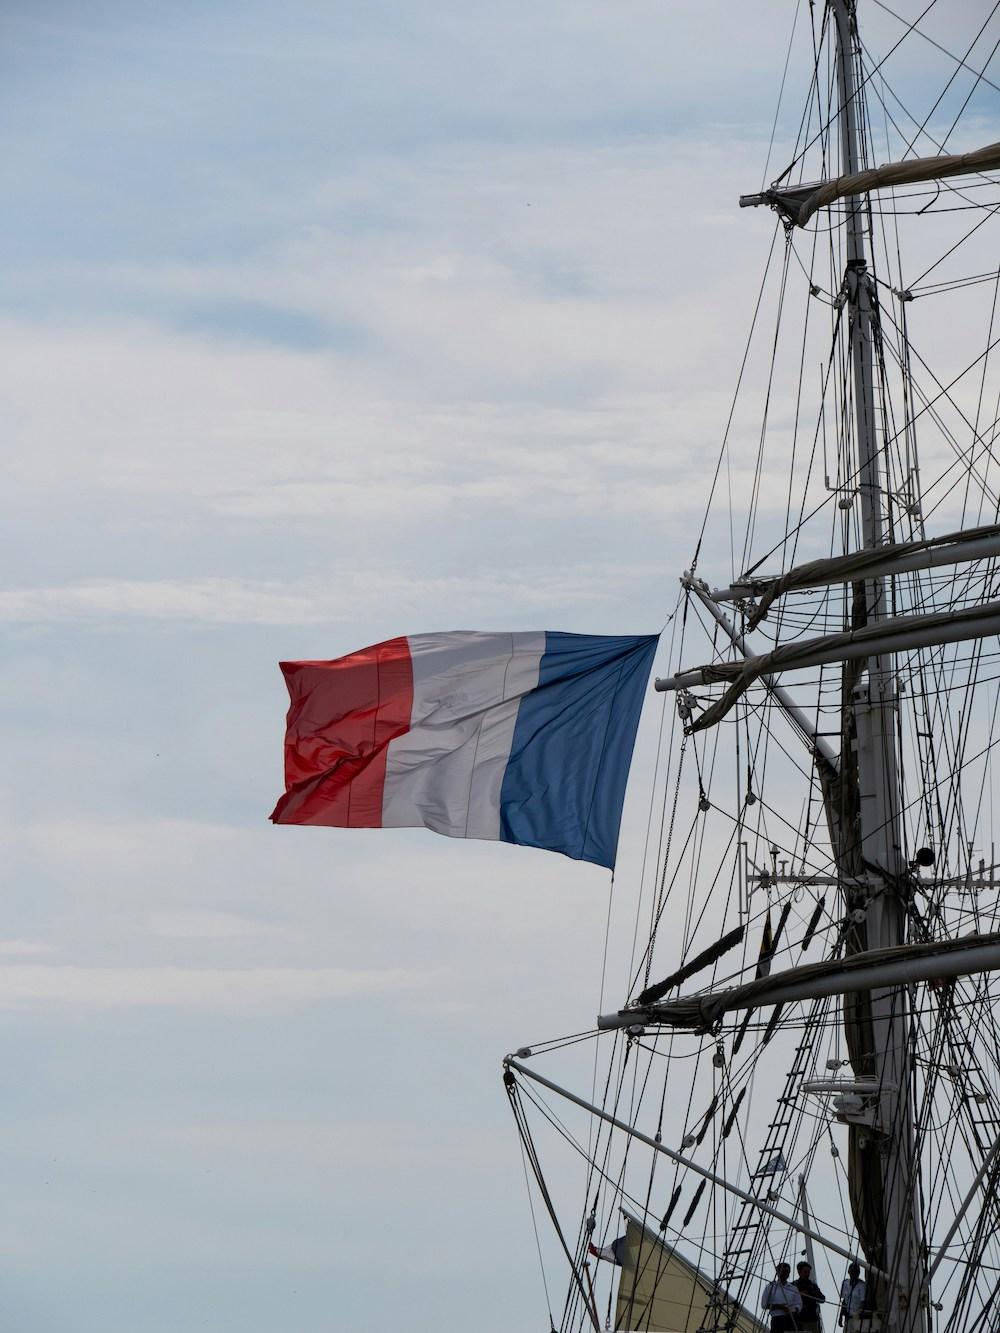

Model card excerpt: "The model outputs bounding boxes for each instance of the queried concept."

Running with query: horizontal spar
[656,598,1000,731]
[709,524,1000,625]
[598,933,1000,1033]
[741,140,1000,228]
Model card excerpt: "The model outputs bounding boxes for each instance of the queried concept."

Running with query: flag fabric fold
[755,1151,788,1177]
[270,630,658,869]
[589,1235,627,1265]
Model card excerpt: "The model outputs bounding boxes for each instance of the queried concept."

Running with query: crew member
[838,1263,867,1331]
[794,1261,826,1332]
[762,1261,803,1333]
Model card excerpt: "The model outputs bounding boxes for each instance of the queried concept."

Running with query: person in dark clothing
[794,1261,826,1331]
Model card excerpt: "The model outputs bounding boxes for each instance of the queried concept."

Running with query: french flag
[270,631,658,869]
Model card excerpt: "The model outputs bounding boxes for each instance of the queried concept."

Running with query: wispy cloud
[0,938,53,957]
[0,567,653,625]
[145,911,296,942]
[0,965,437,1011]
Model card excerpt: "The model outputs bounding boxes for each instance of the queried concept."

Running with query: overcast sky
[4,3,1000,1330]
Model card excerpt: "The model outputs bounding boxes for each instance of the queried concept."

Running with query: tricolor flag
[270,631,657,869]
[588,1236,627,1265]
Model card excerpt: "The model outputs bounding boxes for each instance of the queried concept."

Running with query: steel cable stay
[728,704,1000,891]
[577,1041,648,1332]
[918,989,1000,1307]
[761,0,809,194]
[874,308,1000,518]
[621,786,994,1016]
[506,1058,881,1264]
[915,10,1000,160]
[661,631,1000,885]
[519,1034,724,1329]
[516,1126,559,1333]
[579,1033,639,1301]
[742,241,797,576]
[771,0,941,187]
[869,2,1000,166]
[628,589,686,985]
[584,1005,731,1326]
[732,315,1000,579]
[505,1070,602,1333]
[627,594,691,994]
[517,959,885,1322]
[513,1072,784,1263]
[623,1040,714,1333]
[870,0,1000,97]
[503,9,1000,1333]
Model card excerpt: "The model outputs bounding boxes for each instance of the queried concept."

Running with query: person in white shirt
[839,1263,867,1329]
[762,1262,804,1333]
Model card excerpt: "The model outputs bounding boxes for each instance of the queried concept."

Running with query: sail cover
[617,933,1000,1032]
[744,522,1000,629]
[685,599,1000,733]
[781,141,1000,227]
[614,1210,765,1333]
[271,630,658,869]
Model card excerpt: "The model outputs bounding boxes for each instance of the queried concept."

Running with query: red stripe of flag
[270,637,414,827]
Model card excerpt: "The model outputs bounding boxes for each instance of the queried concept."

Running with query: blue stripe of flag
[498,632,659,869]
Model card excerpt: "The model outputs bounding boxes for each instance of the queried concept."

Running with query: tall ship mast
[503,5,1000,1333]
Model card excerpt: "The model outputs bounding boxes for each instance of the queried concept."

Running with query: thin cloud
[0,965,437,1011]
[146,911,297,942]
[0,939,54,956]
[0,568,652,625]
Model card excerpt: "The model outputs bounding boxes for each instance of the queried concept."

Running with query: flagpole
[798,1175,817,1273]
[581,1261,602,1330]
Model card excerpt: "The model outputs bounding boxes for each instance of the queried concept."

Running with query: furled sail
[657,600,1000,733]
[600,934,1000,1032]
[741,141,1000,228]
[736,523,1000,629]
[613,1209,765,1333]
